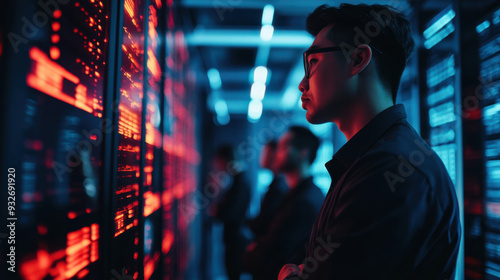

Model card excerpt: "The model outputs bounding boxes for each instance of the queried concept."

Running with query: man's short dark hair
[288,126,320,164]
[306,4,415,103]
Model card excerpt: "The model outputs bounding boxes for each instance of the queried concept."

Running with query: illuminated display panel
[2,0,202,278]
[143,0,164,279]
[168,29,201,277]
[162,28,176,279]
[112,0,145,278]
[479,7,500,278]
[421,5,464,279]
[425,53,458,185]
[12,1,111,279]
[161,1,201,273]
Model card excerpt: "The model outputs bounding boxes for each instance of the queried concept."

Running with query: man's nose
[299,76,308,93]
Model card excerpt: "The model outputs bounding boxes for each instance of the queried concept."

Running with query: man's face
[299,25,353,124]
[274,132,301,172]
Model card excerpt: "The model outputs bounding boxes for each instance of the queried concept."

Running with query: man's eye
[309,59,318,66]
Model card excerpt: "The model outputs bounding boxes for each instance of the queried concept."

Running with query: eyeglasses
[303,46,383,79]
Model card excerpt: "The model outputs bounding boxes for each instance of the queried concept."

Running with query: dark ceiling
[180,0,497,118]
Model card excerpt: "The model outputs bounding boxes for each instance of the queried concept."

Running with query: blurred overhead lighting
[215,99,230,125]
[248,99,263,122]
[250,82,266,101]
[186,29,313,47]
[207,68,222,90]
[262,4,274,25]
[260,24,274,41]
[253,66,268,84]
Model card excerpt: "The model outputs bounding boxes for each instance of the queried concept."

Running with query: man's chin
[306,111,328,124]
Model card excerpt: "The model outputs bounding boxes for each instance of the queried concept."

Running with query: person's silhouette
[243,126,324,280]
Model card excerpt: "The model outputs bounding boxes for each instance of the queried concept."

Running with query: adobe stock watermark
[282,235,341,280]
[384,138,434,192]
[338,1,407,63]
[213,0,243,21]
[179,108,291,222]
[8,0,72,53]
[384,68,494,192]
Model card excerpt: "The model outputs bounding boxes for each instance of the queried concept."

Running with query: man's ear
[350,44,372,76]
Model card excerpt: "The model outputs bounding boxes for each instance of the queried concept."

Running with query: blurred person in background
[247,140,288,240]
[280,4,460,280]
[243,126,325,280]
[211,144,251,280]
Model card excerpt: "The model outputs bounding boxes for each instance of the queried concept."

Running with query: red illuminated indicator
[148,21,158,44]
[162,230,174,254]
[77,269,89,279]
[37,225,48,235]
[143,191,160,217]
[20,225,99,279]
[51,34,60,44]
[25,139,44,151]
[27,47,100,116]
[53,10,62,19]
[52,22,61,31]
[147,49,161,82]
[124,0,135,18]
[66,226,95,279]
[118,104,141,139]
[114,200,139,237]
[20,249,66,280]
[50,46,60,60]
[145,123,161,148]
[90,224,99,262]
[144,252,160,280]
[167,8,174,29]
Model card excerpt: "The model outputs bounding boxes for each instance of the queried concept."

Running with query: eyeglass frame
[303,45,383,79]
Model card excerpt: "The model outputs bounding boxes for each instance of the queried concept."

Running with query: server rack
[478,6,500,279]
[417,1,465,279]
[0,0,202,279]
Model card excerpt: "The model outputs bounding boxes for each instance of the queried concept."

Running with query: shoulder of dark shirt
[357,120,453,188]
[370,121,446,178]
[295,182,325,210]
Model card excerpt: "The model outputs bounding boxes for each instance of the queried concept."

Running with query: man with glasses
[279,4,460,280]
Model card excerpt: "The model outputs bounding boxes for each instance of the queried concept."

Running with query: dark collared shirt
[249,175,288,239]
[244,177,324,280]
[302,104,461,280]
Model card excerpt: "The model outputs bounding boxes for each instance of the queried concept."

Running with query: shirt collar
[325,104,407,180]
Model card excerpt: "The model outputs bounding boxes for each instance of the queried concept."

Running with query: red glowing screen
[17,1,110,279]
[110,0,146,277]
[6,0,201,278]
[143,1,164,279]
